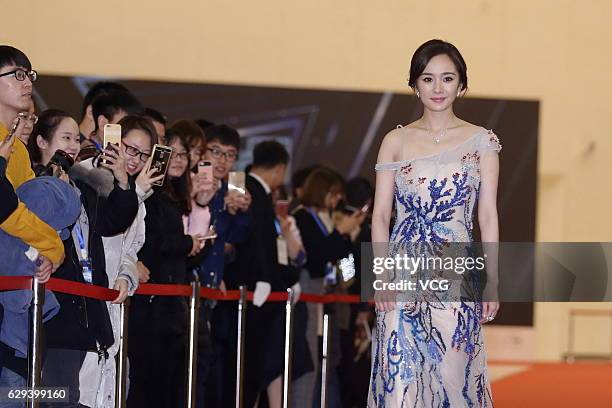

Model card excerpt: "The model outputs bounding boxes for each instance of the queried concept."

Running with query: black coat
[293,207,353,279]
[230,175,298,291]
[132,189,198,331]
[45,177,138,351]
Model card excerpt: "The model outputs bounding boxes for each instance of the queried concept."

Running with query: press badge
[81,258,93,284]
[277,236,289,266]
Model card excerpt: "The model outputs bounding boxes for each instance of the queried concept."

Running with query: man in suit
[233,140,303,408]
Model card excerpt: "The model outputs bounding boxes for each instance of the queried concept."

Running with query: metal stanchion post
[186,274,201,408]
[115,298,130,408]
[235,286,247,408]
[27,277,44,408]
[282,288,295,408]
[320,314,330,408]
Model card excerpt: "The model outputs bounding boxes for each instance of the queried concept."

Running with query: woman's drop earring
[416,90,420,99]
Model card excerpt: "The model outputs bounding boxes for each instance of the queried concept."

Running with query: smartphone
[275,200,289,218]
[149,144,173,187]
[360,203,370,213]
[103,124,122,149]
[101,124,122,164]
[198,160,213,181]
[228,171,246,194]
[7,116,21,138]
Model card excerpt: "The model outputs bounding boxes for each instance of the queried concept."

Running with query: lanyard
[306,208,329,237]
[274,218,282,236]
[73,221,88,261]
[73,221,93,284]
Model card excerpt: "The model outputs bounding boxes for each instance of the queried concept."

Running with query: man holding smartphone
[78,90,143,161]
[190,124,251,406]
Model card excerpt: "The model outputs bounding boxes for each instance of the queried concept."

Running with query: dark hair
[408,39,468,91]
[300,168,344,208]
[291,165,321,193]
[252,140,289,169]
[81,82,129,118]
[144,107,167,125]
[27,109,73,165]
[204,124,240,151]
[169,119,205,149]
[91,91,143,135]
[162,129,192,215]
[118,115,158,147]
[0,46,32,71]
[344,177,373,208]
[196,119,215,133]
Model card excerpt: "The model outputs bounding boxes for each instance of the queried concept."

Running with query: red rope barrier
[0,276,367,304]
[0,276,34,290]
[47,278,118,301]
[136,283,192,297]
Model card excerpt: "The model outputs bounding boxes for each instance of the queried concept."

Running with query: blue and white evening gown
[368,128,501,408]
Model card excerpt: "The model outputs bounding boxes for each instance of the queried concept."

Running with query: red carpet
[492,362,612,407]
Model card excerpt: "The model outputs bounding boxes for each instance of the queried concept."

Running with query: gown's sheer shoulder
[479,129,502,154]
[374,161,404,171]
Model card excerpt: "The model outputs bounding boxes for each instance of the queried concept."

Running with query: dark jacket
[44,169,138,351]
[133,189,196,332]
[293,207,353,279]
[229,175,298,291]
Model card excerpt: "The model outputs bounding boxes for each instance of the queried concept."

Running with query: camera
[34,150,75,178]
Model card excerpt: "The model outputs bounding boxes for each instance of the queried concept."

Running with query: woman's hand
[480,302,500,324]
[135,160,164,193]
[374,288,397,313]
[188,234,206,256]
[191,172,215,197]
[336,211,367,235]
[112,278,129,304]
[101,144,129,189]
[136,261,150,283]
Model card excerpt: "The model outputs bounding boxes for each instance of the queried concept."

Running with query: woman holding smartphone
[27,109,140,407]
[75,115,162,408]
[293,167,365,407]
[369,39,500,407]
[127,129,207,408]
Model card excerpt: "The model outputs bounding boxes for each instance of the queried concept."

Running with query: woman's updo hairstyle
[408,39,468,92]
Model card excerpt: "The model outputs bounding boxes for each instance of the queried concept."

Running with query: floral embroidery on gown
[368,128,501,408]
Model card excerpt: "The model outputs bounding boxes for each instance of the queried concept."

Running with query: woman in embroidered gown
[369,39,501,407]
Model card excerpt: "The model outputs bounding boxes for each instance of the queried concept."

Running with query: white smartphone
[228,171,246,194]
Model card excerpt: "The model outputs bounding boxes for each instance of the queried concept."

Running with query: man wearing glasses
[192,124,251,406]
[77,90,143,161]
[0,45,64,392]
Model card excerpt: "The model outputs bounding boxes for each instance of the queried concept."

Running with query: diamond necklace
[424,119,454,144]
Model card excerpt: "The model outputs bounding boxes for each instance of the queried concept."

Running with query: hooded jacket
[0,176,81,358]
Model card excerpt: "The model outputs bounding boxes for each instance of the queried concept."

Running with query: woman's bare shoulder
[382,122,421,143]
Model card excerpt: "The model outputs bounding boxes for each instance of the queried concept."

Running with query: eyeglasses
[122,142,151,163]
[206,147,238,162]
[171,151,189,161]
[0,68,38,82]
[18,112,38,124]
